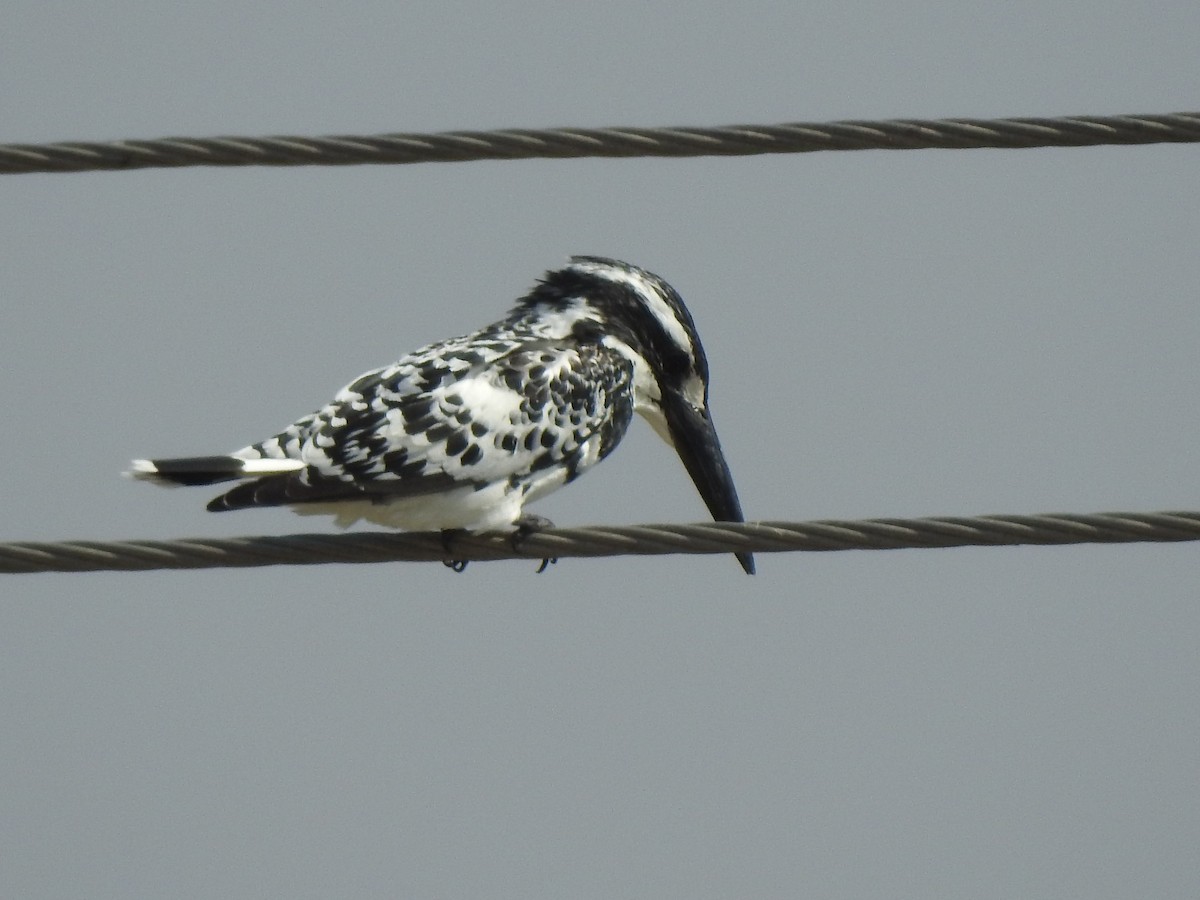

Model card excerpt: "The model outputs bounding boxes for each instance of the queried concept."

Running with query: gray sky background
[3,2,1198,897]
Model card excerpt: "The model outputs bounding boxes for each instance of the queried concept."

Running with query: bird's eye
[662,349,691,376]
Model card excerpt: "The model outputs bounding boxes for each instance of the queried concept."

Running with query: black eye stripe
[525,258,709,383]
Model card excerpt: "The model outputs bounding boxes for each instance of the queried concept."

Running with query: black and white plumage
[129,256,753,573]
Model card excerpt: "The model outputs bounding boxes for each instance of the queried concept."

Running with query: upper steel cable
[2,111,1197,175]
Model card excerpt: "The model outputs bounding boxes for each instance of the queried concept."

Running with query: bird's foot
[512,514,558,574]
[441,519,557,573]
[440,529,468,573]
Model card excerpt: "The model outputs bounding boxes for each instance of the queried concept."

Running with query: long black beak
[663,391,755,574]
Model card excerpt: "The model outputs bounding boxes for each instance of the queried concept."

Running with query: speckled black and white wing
[204,331,636,530]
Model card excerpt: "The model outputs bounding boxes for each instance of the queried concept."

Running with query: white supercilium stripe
[568,259,695,357]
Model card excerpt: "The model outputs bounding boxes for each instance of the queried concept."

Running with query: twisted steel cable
[2,511,1198,574]
[2,111,1197,175]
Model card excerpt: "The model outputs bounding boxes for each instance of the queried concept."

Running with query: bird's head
[522,256,754,574]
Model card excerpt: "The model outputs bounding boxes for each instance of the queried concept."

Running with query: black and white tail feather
[129,256,754,573]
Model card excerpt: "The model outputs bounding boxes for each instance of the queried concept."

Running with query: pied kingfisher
[129,256,754,573]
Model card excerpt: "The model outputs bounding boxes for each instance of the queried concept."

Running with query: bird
[128,256,754,574]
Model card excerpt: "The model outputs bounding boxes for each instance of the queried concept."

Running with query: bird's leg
[440,529,468,573]
[512,514,558,573]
